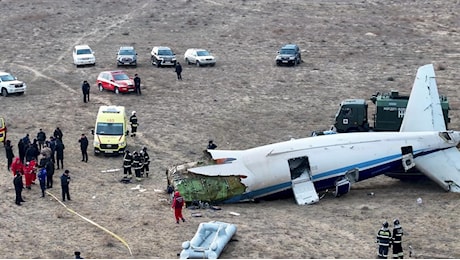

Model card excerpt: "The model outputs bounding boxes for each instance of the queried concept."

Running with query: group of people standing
[5,127,72,205]
[376,219,404,259]
[121,146,150,182]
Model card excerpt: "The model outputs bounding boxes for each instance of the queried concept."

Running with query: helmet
[394,219,400,225]
[174,191,180,197]
[132,111,136,115]
[125,150,130,154]
[143,146,147,151]
[383,221,389,228]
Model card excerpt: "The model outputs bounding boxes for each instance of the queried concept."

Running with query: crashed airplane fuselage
[166,64,460,205]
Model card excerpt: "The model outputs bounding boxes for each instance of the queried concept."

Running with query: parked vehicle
[150,46,177,67]
[0,71,27,96]
[116,46,137,66]
[96,70,135,94]
[92,106,128,155]
[275,44,301,66]
[73,45,96,67]
[0,117,6,144]
[333,91,450,133]
[184,48,216,67]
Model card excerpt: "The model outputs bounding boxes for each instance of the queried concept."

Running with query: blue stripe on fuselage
[223,148,443,203]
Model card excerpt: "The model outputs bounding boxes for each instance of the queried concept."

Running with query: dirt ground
[1,0,460,258]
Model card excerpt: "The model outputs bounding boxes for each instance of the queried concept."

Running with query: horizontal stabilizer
[207,150,245,160]
[414,147,460,192]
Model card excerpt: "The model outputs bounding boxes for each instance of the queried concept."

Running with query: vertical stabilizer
[400,64,446,132]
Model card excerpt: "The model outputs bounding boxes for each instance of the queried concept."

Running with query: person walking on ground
[132,151,143,181]
[82,80,91,103]
[36,129,46,150]
[38,167,47,198]
[14,171,25,205]
[5,139,14,171]
[129,111,138,137]
[376,221,392,259]
[392,219,404,259]
[18,138,26,164]
[171,191,186,224]
[55,138,65,169]
[78,134,88,162]
[134,74,141,95]
[175,62,182,80]
[61,170,71,201]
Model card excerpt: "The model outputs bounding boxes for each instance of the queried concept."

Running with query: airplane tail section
[414,147,460,192]
[400,64,446,132]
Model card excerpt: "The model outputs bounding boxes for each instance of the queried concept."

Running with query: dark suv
[275,44,301,66]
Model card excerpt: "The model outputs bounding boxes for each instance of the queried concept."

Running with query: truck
[333,90,450,133]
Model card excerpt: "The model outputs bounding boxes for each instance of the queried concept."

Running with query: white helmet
[132,111,136,115]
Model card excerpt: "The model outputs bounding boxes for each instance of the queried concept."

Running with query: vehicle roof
[153,46,172,50]
[75,44,92,49]
[0,71,12,75]
[100,70,128,74]
[119,46,135,50]
[98,105,126,114]
[187,48,208,51]
[281,44,299,49]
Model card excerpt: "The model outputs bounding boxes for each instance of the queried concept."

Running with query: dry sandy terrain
[1,0,460,258]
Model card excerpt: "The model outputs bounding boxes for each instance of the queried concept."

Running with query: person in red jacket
[23,160,36,189]
[171,191,186,224]
[11,157,24,177]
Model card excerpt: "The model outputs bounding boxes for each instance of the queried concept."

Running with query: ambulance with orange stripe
[0,117,6,144]
[92,106,127,155]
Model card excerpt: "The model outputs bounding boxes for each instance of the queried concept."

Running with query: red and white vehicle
[96,70,135,94]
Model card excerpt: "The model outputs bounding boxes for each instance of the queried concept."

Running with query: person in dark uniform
[14,171,25,205]
[122,150,133,182]
[132,151,142,181]
[38,167,47,197]
[175,62,182,80]
[45,158,55,188]
[53,127,63,141]
[5,139,14,171]
[140,146,150,178]
[392,219,404,259]
[55,138,65,169]
[377,221,392,259]
[82,80,91,103]
[78,134,88,162]
[36,129,46,150]
[18,138,26,164]
[207,140,217,150]
[61,169,71,201]
[75,251,83,259]
[129,111,138,137]
[134,74,141,95]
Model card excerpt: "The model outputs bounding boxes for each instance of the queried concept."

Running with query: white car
[184,48,216,67]
[150,46,177,67]
[0,71,27,97]
[73,45,96,67]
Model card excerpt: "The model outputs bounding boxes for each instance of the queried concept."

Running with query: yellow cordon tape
[46,191,133,256]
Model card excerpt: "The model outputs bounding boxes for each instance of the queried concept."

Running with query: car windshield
[119,49,135,55]
[280,49,295,55]
[96,123,124,135]
[196,50,210,56]
[113,73,129,81]
[77,49,92,55]
[158,49,173,55]
[0,74,15,81]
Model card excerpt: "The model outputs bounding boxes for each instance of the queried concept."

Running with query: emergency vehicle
[92,106,127,155]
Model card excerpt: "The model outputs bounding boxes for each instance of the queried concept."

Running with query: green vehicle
[334,91,450,133]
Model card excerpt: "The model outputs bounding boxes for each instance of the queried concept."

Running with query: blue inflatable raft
[180,221,237,259]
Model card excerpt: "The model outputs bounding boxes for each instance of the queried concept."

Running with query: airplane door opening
[288,156,312,180]
[401,146,415,171]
